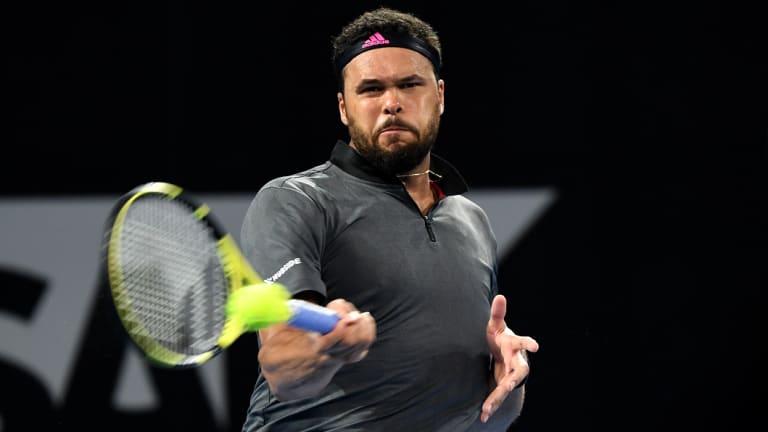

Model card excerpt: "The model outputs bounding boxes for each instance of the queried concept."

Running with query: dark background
[4,1,766,431]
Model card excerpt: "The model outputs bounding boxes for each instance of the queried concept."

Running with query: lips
[381,127,408,133]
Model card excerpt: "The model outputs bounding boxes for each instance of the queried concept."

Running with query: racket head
[103,182,263,368]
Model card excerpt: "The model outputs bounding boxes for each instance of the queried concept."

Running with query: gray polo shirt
[241,141,499,431]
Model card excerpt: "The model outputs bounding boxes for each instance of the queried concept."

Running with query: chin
[378,135,411,149]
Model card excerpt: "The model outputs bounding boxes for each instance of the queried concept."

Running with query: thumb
[487,295,507,334]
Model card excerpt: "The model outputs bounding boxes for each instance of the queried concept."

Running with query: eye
[360,85,383,93]
[399,79,426,90]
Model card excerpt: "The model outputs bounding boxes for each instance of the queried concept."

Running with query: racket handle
[286,299,341,334]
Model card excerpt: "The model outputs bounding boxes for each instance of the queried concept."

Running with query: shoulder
[248,162,346,217]
[441,194,497,242]
[446,194,491,220]
[260,162,335,194]
[253,161,352,206]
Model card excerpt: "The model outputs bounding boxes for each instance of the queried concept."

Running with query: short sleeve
[240,182,327,299]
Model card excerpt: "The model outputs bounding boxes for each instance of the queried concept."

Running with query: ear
[438,79,445,115]
[338,92,349,125]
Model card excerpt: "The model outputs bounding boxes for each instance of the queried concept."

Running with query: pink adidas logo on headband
[361,32,390,48]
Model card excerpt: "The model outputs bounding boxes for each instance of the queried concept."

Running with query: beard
[347,104,441,176]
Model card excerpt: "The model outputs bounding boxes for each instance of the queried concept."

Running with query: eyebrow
[353,74,424,92]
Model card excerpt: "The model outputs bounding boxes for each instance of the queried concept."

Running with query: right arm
[242,186,376,399]
[257,298,376,401]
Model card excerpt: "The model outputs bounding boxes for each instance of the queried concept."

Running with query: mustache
[376,118,418,135]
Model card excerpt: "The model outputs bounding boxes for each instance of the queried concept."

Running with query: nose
[383,93,403,115]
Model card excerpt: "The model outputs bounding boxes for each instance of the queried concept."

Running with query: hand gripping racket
[102,181,340,368]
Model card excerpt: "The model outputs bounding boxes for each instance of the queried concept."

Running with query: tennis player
[240,7,539,431]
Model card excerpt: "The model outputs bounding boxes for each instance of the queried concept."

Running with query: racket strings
[116,195,227,356]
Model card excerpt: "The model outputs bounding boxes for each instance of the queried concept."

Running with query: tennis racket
[102,181,340,368]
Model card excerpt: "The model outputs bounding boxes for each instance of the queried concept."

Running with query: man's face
[337,47,445,176]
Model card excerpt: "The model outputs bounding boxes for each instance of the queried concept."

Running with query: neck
[396,169,436,179]
[397,164,439,215]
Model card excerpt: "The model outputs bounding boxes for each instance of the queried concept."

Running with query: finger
[326,298,357,315]
[480,384,509,423]
[487,295,507,333]
[500,333,539,357]
[319,311,375,353]
[503,359,529,390]
[316,318,350,350]
[518,335,540,353]
[490,295,506,321]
